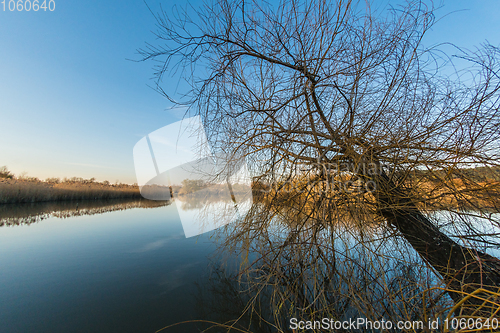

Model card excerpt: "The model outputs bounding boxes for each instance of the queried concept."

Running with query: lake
[0,200,231,333]
[2,200,498,333]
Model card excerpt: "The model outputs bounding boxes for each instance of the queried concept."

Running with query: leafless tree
[140,0,500,324]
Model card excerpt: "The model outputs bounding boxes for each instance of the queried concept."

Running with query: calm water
[2,200,498,333]
[0,201,226,333]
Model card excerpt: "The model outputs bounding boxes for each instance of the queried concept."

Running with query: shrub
[45,177,61,184]
[0,166,14,179]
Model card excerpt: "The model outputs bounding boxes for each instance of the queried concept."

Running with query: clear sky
[0,0,499,184]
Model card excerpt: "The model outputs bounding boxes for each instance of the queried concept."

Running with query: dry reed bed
[253,176,500,212]
[0,179,142,204]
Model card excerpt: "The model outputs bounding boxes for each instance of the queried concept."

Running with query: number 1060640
[2,0,55,11]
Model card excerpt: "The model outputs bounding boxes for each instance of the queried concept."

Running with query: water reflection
[174,190,252,238]
[191,240,445,333]
[2,194,498,332]
[200,191,500,332]
[191,263,275,333]
[0,198,170,226]
[0,202,219,333]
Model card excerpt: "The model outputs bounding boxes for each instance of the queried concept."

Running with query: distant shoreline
[0,178,143,205]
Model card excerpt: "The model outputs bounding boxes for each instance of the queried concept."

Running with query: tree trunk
[373,171,500,316]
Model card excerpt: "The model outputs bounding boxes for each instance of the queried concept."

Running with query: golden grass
[252,175,500,213]
[415,179,500,211]
[0,178,142,204]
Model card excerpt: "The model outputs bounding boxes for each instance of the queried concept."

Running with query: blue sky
[0,0,499,184]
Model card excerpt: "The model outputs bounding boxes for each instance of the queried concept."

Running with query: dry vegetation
[0,167,142,204]
[253,166,500,213]
[413,167,500,211]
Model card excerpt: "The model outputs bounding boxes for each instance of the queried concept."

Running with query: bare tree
[140,0,500,321]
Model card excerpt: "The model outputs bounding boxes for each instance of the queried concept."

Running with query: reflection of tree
[193,264,274,333]
[142,0,500,326]
[195,227,456,333]
[211,204,456,332]
[176,191,236,211]
[177,194,206,210]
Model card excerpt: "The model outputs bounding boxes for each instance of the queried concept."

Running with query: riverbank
[0,178,142,204]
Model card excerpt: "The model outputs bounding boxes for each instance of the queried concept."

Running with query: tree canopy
[141,0,500,327]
